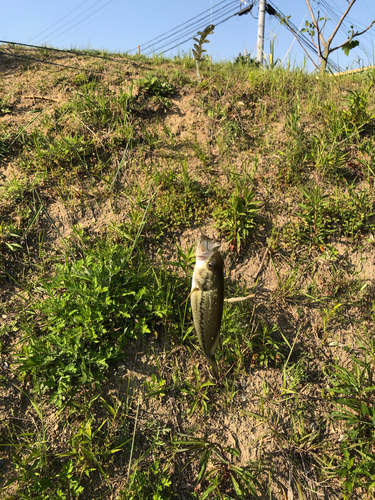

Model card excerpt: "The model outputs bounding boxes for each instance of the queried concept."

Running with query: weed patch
[16,236,186,404]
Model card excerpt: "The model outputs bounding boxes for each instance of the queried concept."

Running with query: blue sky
[2,1,375,71]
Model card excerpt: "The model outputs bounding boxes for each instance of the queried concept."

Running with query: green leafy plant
[0,221,22,253]
[326,344,375,497]
[23,131,105,177]
[181,365,215,417]
[213,187,261,253]
[150,163,209,235]
[320,303,343,344]
[284,186,334,248]
[329,362,375,437]
[62,400,132,479]
[138,74,175,109]
[192,24,215,81]
[341,80,375,133]
[250,323,284,367]
[297,186,335,246]
[120,459,173,500]
[233,53,260,67]
[144,374,168,398]
[2,390,84,500]
[272,261,305,304]
[15,239,172,404]
[263,33,281,69]
[5,452,84,500]
[0,96,11,116]
[331,186,375,239]
[174,436,258,498]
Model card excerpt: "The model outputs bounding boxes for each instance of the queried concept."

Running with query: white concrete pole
[257,0,266,64]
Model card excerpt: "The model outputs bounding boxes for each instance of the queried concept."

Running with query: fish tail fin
[208,355,220,381]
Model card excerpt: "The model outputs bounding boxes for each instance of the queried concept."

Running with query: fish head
[194,235,224,276]
[196,235,220,257]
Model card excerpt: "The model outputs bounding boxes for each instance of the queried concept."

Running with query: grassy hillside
[1,44,375,499]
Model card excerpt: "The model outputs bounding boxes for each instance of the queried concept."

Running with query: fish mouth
[196,235,220,260]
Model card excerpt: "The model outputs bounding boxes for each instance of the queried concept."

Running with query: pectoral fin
[224,294,254,303]
[181,286,200,306]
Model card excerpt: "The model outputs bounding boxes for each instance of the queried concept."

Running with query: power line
[318,0,374,61]
[267,2,319,53]
[30,0,90,42]
[362,0,375,19]
[45,0,115,44]
[267,0,342,71]
[40,0,109,43]
[147,3,245,56]
[140,0,239,55]
[159,7,252,56]
[129,0,235,53]
[153,7,239,56]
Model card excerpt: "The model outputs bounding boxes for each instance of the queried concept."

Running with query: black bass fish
[191,235,224,380]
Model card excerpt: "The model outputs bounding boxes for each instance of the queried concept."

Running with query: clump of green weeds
[15,234,186,404]
[222,298,283,370]
[181,365,215,417]
[138,74,175,109]
[21,130,106,177]
[0,319,18,355]
[233,53,260,67]
[3,387,136,498]
[170,70,192,86]
[152,183,207,233]
[295,186,335,246]
[220,119,248,149]
[119,415,173,500]
[213,187,261,253]
[272,260,306,304]
[325,331,375,497]
[0,221,22,254]
[283,186,334,249]
[64,396,133,478]
[277,93,311,184]
[72,72,99,87]
[284,185,375,249]
[120,459,173,500]
[0,96,11,116]
[221,297,257,371]
[174,436,258,498]
[341,79,375,135]
[149,162,210,235]
[250,323,285,367]
[72,84,118,129]
[144,374,167,398]
[5,452,84,500]
[172,50,196,69]
[331,186,375,239]
[2,394,82,499]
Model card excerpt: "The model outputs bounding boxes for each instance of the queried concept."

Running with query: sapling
[192,24,215,81]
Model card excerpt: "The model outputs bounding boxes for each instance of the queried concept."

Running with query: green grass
[2,45,375,499]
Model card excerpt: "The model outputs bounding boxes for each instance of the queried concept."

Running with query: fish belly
[191,287,222,358]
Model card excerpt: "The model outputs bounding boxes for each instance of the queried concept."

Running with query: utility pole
[257,0,266,64]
